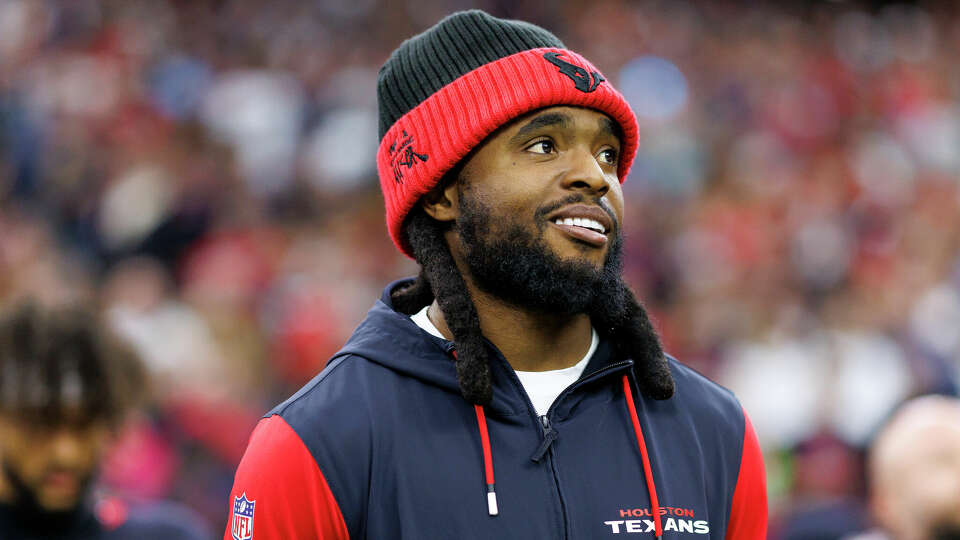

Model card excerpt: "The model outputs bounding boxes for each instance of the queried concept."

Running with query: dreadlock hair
[0,302,146,429]
[587,273,674,400]
[391,203,674,407]
[393,207,494,406]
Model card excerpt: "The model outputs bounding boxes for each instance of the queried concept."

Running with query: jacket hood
[334,279,524,415]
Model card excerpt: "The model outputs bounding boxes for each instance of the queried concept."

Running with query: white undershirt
[411,306,598,416]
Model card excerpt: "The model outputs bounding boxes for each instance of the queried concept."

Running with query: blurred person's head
[0,303,144,521]
[378,10,672,405]
[101,256,173,314]
[869,395,960,540]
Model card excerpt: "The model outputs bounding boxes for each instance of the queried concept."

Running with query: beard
[931,523,960,540]
[456,189,624,316]
[1,459,95,534]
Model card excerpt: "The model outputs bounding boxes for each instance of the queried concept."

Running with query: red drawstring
[453,349,498,517]
[622,375,662,538]
[474,404,498,516]
[457,348,658,530]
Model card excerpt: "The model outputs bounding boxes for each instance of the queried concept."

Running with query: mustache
[534,194,619,235]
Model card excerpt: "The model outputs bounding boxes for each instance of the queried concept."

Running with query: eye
[597,148,619,165]
[525,139,555,155]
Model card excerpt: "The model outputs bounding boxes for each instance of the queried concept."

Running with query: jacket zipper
[529,360,633,462]
[498,356,634,540]
[541,360,634,540]
[539,414,570,540]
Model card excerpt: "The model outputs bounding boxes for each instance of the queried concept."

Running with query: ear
[420,177,460,223]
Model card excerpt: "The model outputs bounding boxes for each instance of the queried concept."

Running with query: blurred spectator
[778,432,871,540]
[845,396,960,540]
[0,302,211,539]
[0,0,958,535]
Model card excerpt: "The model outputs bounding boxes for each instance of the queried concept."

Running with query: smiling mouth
[551,216,606,234]
[550,218,608,247]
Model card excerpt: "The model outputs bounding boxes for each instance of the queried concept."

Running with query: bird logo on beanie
[543,52,606,93]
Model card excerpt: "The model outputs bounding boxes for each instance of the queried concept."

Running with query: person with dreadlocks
[226,9,766,540]
[0,303,211,540]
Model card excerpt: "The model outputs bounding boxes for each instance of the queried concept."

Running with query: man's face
[441,106,626,312]
[453,106,624,264]
[874,415,960,540]
[899,424,960,539]
[0,415,109,512]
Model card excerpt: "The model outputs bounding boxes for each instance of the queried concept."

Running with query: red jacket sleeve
[224,415,349,540]
[725,409,768,540]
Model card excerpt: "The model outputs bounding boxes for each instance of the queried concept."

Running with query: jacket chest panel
[365,403,564,539]
[548,412,718,539]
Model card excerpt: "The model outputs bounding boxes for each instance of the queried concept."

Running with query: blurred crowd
[1,0,958,537]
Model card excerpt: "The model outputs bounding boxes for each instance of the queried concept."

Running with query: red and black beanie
[377,9,639,257]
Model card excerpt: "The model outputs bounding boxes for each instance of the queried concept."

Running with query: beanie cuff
[377,47,639,258]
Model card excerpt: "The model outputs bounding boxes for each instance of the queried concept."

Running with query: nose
[49,428,84,466]
[561,147,610,197]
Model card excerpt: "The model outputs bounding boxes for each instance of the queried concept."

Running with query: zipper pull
[530,416,558,462]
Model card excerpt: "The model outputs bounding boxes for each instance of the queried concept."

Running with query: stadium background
[1,0,958,538]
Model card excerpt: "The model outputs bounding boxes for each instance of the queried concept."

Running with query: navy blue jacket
[226,281,766,539]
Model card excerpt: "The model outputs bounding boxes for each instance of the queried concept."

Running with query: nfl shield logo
[231,493,256,540]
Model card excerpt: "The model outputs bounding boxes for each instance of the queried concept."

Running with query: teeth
[553,217,606,234]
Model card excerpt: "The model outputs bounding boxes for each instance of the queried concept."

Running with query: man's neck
[426,286,594,372]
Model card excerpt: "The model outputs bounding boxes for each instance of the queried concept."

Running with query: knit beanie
[377,10,639,257]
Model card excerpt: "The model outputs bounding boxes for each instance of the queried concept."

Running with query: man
[226,10,766,539]
[0,303,211,540]
[846,396,960,540]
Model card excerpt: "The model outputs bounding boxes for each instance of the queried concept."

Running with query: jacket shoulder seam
[269,353,357,417]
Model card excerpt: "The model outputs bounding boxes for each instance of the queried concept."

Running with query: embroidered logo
[388,130,428,184]
[543,52,606,93]
[602,506,710,535]
[231,494,256,540]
